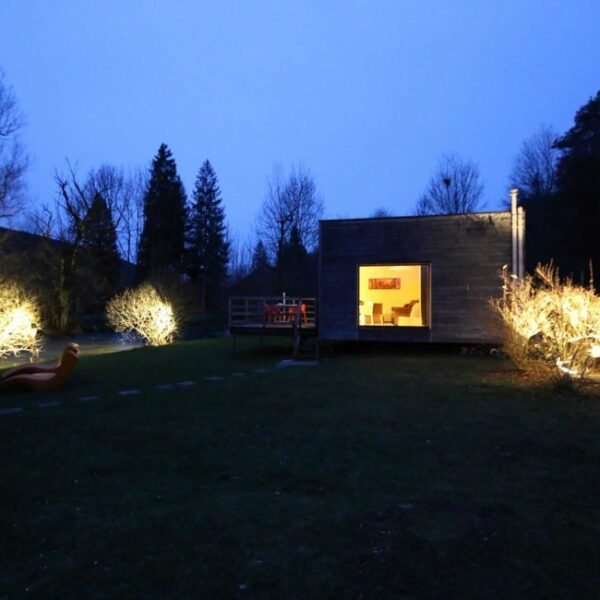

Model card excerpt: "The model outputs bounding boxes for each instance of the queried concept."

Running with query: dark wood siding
[318,212,513,343]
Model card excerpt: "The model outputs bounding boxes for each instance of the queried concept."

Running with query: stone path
[0,365,288,417]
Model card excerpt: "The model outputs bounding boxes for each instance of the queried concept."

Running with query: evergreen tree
[251,240,270,272]
[78,192,121,313]
[186,159,229,311]
[279,225,313,295]
[554,91,600,284]
[137,144,187,283]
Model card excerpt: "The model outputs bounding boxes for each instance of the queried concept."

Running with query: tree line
[1,66,599,331]
[0,144,230,332]
[507,91,600,284]
[383,91,600,288]
[0,69,324,332]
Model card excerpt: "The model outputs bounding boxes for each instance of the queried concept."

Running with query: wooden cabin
[318,208,524,344]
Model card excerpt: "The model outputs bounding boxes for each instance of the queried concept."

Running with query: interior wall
[358,265,421,322]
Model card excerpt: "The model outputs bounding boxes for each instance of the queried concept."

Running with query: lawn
[1,337,599,598]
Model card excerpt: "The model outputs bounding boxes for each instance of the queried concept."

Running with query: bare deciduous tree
[509,124,559,200]
[49,164,94,331]
[0,71,28,220]
[20,162,145,332]
[27,163,133,331]
[415,154,484,215]
[0,279,41,359]
[256,163,324,290]
[86,165,147,263]
[370,207,393,218]
[106,283,177,346]
[256,163,324,262]
[227,232,253,283]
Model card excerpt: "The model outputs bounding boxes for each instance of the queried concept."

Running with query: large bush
[0,280,42,360]
[106,284,177,346]
[492,265,600,380]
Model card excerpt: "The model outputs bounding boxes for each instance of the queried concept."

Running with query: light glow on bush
[0,280,42,360]
[492,265,600,379]
[106,284,177,346]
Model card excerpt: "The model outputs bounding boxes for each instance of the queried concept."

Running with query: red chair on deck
[264,304,280,323]
[288,303,308,325]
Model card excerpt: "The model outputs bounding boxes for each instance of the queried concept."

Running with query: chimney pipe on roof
[510,188,519,278]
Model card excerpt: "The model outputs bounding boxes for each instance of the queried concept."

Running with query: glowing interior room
[358,265,430,327]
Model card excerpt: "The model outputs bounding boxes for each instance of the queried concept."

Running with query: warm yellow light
[106,284,177,346]
[492,264,600,379]
[0,280,42,360]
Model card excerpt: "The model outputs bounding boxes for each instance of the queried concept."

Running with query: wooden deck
[228,296,317,336]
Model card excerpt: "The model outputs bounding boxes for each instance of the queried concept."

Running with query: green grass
[1,337,599,598]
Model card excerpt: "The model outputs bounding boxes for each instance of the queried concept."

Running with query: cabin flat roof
[319,210,511,224]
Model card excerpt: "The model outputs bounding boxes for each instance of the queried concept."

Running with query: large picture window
[358,264,430,327]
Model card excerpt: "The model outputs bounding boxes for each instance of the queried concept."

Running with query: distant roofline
[0,225,135,269]
[0,225,63,245]
[320,210,511,224]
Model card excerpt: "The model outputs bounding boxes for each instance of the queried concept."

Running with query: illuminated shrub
[492,265,600,380]
[106,284,177,346]
[0,280,42,360]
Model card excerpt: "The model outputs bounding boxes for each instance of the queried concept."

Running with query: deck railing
[229,296,317,329]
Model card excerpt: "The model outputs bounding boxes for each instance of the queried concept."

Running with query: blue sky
[1,1,598,243]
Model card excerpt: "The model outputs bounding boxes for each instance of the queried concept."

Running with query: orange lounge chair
[1,343,79,380]
[0,344,80,393]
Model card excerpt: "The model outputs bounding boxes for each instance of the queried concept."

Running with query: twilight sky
[1,1,599,245]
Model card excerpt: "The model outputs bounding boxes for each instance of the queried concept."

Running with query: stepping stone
[79,395,101,402]
[156,384,175,391]
[231,372,245,377]
[176,380,196,387]
[0,407,23,416]
[277,359,319,368]
[38,401,62,408]
[118,389,141,396]
[205,376,224,381]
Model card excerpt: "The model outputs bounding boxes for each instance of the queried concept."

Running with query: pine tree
[554,91,600,284]
[251,240,270,273]
[78,192,121,313]
[279,225,311,295]
[186,160,229,311]
[137,144,187,283]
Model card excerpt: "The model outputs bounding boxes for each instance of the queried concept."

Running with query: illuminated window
[358,264,430,327]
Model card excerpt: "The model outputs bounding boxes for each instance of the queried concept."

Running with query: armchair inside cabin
[392,300,421,326]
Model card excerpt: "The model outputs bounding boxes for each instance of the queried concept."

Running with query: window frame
[356,262,432,329]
